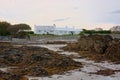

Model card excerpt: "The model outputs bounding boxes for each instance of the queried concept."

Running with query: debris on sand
[46,41,68,44]
[89,69,120,76]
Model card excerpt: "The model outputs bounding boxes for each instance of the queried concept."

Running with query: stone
[0,42,82,77]
[77,35,113,53]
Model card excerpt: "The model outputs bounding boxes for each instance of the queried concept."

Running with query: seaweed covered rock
[8,66,48,77]
[0,70,28,80]
[0,42,12,52]
[62,35,113,54]
[0,42,82,77]
[77,35,112,53]
[62,34,120,62]
[0,48,25,66]
[105,38,120,61]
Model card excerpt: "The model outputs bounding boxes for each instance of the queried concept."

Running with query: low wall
[0,36,12,41]
[30,35,80,42]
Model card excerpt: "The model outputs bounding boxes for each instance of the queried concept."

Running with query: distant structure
[110,26,120,32]
[34,25,81,35]
[94,28,103,31]
[34,25,55,34]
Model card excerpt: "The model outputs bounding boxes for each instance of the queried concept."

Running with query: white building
[34,25,81,35]
[34,25,55,34]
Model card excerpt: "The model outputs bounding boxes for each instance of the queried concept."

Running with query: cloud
[53,17,71,22]
[111,10,120,14]
[73,7,79,10]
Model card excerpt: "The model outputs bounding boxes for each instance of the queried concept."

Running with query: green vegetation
[8,23,31,37]
[0,21,32,38]
[0,21,11,36]
[16,31,34,38]
[80,29,111,35]
[112,31,120,34]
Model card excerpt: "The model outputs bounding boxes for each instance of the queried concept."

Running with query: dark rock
[27,66,48,76]
[9,66,48,77]
[62,34,120,62]
[31,53,51,61]
[105,39,120,60]
[77,35,113,53]
[0,48,25,65]
[0,42,82,77]
[0,70,28,80]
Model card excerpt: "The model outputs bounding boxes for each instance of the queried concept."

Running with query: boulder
[0,48,25,65]
[62,34,120,62]
[0,70,28,80]
[77,35,113,53]
[105,39,120,60]
[0,42,82,77]
[8,66,48,77]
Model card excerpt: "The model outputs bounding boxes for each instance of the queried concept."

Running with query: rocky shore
[62,35,120,62]
[0,70,28,80]
[0,42,82,80]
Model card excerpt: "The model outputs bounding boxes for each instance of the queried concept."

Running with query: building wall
[34,25,55,34]
[34,25,81,35]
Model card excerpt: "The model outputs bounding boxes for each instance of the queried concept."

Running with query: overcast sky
[0,0,120,30]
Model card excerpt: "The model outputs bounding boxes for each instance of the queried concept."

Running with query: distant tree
[79,29,111,35]
[0,21,32,38]
[12,23,31,32]
[8,23,31,37]
[70,31,74,35]
[17,31,34,39]
[82,29,87,31]
[7,25,18,34]
[17,31,28,38]
[26,31,34,34]
[0,21,11,36]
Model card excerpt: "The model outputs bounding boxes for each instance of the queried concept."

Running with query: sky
[0,0,120,30]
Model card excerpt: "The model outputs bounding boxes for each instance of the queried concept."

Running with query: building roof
[34,25,81,31]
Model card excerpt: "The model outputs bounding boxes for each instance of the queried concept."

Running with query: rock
[0,42,82,77]
[77,35,113,53]
[46,41,67,44]
[0,48,25,65]
[0,70,28,80]
[0,42,12,52]
[62,34,120,62]
[8,66,48,77]
[105,39,120,61]
[31,53,51,61]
